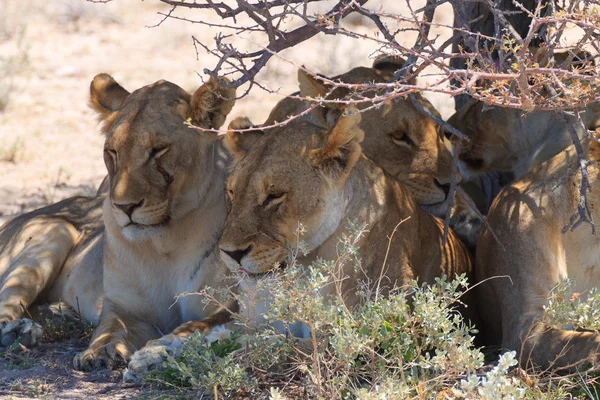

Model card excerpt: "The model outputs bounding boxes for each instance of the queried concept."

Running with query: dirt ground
[0,0,455,398]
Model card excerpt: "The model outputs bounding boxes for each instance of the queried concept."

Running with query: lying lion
[219,109,473,332]
[450,100,600,370]
[0,74,236,372]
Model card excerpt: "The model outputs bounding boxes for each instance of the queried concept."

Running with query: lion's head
[89,74,235,241]
[447,100,521,179]
[266,59,458,217]
[448,99,600,181]
[219,112,364,276]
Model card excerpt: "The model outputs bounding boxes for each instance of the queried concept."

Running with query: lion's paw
[122,334,184,384]
[0,318,43,348]
[73,343,126,372]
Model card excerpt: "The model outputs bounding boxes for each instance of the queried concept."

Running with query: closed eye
[105,149,118,164]
[262,193,286,208]
[390,132,414,147]
[149,147,169,159]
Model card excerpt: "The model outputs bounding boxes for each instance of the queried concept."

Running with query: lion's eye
[149,147,169,159]
[227,189,234,199]
[104,149,117,174]
[390,132,414,147]
[262,192,286,208]
[105,149,117,164]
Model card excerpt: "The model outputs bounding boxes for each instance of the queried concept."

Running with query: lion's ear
[224,116,264,161]
[190,76,236,129]
[90,73,130,120]
[447,98,481,139]
[372,54,416,85]
[298,69,345,128]
[310,108,364,182]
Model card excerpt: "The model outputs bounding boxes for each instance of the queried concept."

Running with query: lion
[218,109,473,333]
[475,139,600,370]
[264,58,482,248]
[0,74,237,374]
[449,98,600,369]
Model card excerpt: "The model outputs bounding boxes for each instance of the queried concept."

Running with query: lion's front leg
[512,321,600,372]
[123,309,234,383]
[73,302,157,372]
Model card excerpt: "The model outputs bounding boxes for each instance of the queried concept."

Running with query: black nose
[461,155,484,170]
[114,199,144,218]
[222,245,253,265]
[434,179,451,196]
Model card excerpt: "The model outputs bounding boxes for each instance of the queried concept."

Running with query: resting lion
[476,140,600,370]
[266,58,481,248]
[450,100,600,369]
[0,74,236,372]
[219,110,473,332]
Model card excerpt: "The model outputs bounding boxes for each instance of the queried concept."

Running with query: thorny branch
[90,0,600,235]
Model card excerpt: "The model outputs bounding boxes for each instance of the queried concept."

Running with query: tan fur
[267,63,460,218]
[0,197,105,327]
[448,99,600,180]
[219,113,472,331]
[450,99,600,370]
[477,140,600,371]
[0,75,237,371]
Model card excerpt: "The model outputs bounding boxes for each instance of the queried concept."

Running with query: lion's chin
[121,223,168,242]
[419,200,449,219]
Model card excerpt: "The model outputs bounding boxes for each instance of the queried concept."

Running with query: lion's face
[220,114,364,276]
[294,66,458,217]
[358,99,455,214]
[448,100,520,179]
[89,74,235,241]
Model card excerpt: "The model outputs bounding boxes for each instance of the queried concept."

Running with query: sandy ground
[0,0,455,397]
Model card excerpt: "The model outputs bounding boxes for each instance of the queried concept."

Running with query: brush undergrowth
[147,222,598,399]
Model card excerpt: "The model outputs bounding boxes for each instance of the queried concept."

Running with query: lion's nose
[433,178,451,197]
[114,199,144,218]
[222,245,253,265]
[461,155,484,170]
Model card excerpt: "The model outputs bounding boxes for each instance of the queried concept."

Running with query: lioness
[265,59,481,248]
[449,99,600,369]
[219,110,472,331]
[0,74,236,371]
[476,139,600,370]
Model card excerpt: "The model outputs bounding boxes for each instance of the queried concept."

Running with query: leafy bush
[155,222,590,398]
[543,278,600,332]
[148,330,250,394]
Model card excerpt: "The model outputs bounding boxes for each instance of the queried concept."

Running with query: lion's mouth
[240,261,288,279]
[125,216,171,228]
